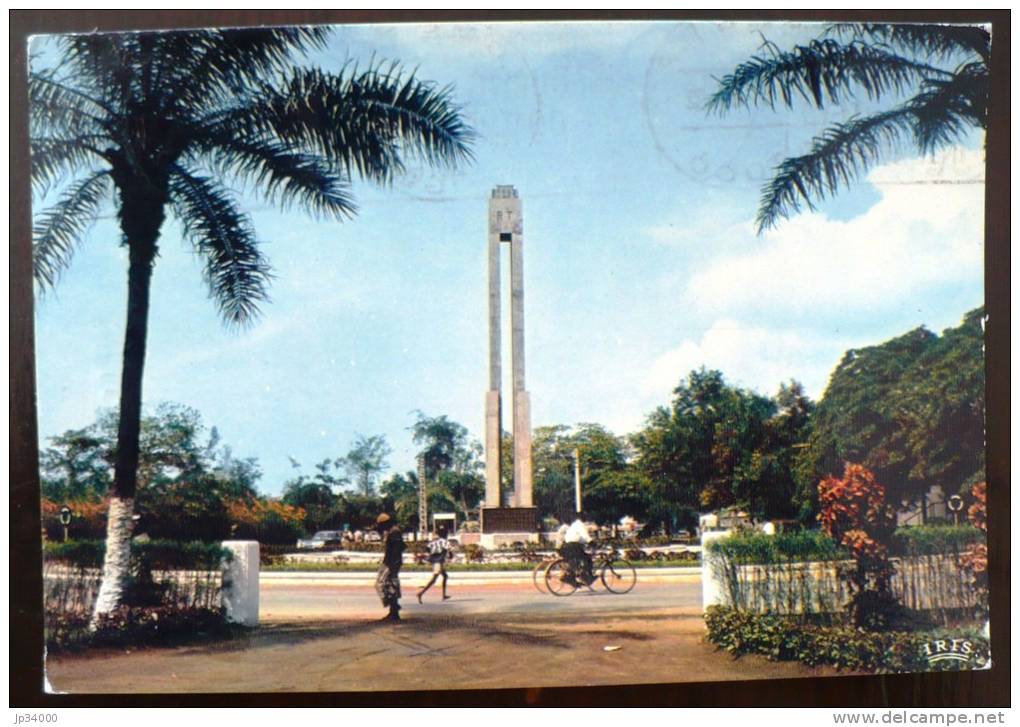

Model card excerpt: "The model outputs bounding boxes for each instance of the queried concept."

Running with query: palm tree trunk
[91,197,161,626]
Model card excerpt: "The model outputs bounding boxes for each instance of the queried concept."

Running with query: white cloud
[683,146,985,318]
[643,319,843,402]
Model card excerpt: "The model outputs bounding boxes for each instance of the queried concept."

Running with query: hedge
[44,539,232,640]
[892,524,984,556]
[705,605,990,672]
[705,526,986,565]
[705,530,843,563]
[704,527,986,625]
[44,539,232,569]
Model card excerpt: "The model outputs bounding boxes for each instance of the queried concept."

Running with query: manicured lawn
[262,558,700,572]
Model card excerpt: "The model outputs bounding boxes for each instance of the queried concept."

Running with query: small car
[296,530,344,550]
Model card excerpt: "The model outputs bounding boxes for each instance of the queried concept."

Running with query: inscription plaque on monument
[481,507,538,534]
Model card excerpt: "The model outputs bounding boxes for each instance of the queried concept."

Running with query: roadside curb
[261,566,702,587]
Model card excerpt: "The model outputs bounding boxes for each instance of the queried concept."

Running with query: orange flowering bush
[227,498,305,545]
[958,482,988,615]
[818,463,899,629]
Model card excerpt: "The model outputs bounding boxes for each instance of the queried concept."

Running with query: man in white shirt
[561,513,594,585]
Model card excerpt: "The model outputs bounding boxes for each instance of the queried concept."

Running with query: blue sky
[32,21,986,495]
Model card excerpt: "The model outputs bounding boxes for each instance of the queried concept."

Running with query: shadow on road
[167,610,687,659]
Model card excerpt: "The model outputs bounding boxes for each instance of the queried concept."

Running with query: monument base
[479,531,539,549]
[481,506,537,532]
[480,507,539,549]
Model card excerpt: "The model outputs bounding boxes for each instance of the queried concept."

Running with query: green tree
[341,434,391,497]
[532,425,579,522]
[795,309,984,519]
[380,470,420,530]
[709,23,990,232]
[890,308,985,493]
[41,403,265,541]
[30,27,474,619]
[531,423,649,526]
[39,426,111,501]
[633,369,806,529]
[409,412,485,521]
[281,478,338,534]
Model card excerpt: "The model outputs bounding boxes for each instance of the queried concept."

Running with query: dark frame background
[9,8,1010,708]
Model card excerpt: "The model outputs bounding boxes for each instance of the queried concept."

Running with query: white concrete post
[221,540,259,626]
[701,529,733,612]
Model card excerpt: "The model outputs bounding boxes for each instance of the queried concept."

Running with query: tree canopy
[795,308,985,517]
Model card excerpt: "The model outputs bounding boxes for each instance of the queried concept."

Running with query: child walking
[417,526,452,602]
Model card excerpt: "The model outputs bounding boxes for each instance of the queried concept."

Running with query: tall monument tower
[484,185,535,531]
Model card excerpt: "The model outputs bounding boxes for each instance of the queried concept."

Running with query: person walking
[417,527,453,602]
[374,513,405,622]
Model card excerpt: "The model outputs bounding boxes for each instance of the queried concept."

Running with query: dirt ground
[46,610,844,694]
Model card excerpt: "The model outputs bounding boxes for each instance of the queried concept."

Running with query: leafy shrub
[818,463,898,630]
[48,605,231,651]
[705,605,989,672]
[44,539,230,616]
[258,543,292,566]
[45,539,230,570]
[625,548,648,561]
[705,529,843,564]
[462,544,486,563]
[958,482,988,618]
[227,498,305,545]
[894,523,984,556]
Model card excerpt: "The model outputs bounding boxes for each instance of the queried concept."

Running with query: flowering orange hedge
[226,498,306,544]
[818,463,897,558]
[817,463,898,629]
[959,482,988,613]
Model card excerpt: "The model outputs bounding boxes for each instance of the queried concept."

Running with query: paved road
[48,576,848,694]
[260,575,703,621]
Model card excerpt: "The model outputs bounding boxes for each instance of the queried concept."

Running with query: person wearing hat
[374,513,405,621]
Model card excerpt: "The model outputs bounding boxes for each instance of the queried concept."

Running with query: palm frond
[186,134,356,219]
[30,135,107,193]
[707,38,949,113]
[33,171,112,289]
[59,34,137,109]
[220,64,474,185]
[755,109,917,233]
[910,62,988,150]
[29,72,110,137]
[828,23,991,64]
[158,27,331,108]
[168,166,272,327]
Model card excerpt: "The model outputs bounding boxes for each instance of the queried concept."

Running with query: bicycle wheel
[532,559,550,594]
[544,559,578,597]
[601,558,636,594]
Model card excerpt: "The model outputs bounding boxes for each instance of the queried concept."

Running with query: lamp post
[417,455,428,540]
[59,505,72,543]
[573,448,582,516]
[947,494,964,526]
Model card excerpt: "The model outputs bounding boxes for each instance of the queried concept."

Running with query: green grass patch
[263,558,700,572]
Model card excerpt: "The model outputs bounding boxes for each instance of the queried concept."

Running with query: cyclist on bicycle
[561,513,595,585]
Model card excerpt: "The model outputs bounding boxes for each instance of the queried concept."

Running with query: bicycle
[544,542,636,596]
[532,554,558,594]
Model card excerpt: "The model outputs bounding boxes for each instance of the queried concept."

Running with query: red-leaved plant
[818,463,899,630]
[958,482,988,616]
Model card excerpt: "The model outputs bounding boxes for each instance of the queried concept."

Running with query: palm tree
[29,27,474,623]
[708,23,989,233]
